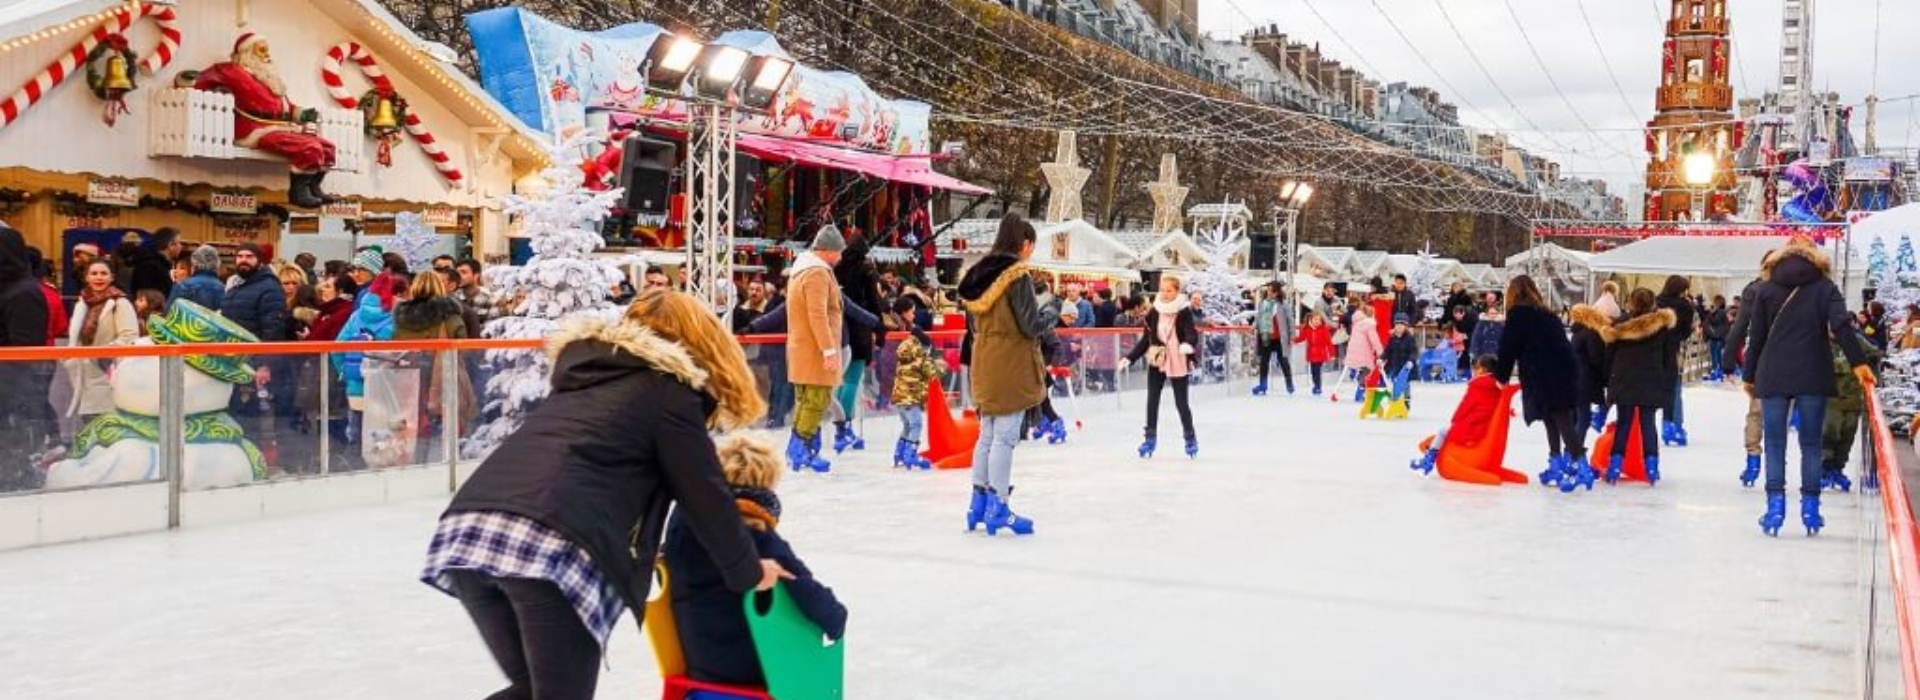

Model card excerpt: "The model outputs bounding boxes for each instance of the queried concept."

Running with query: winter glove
[1179,343,1194,355]
[1855,365,1878,388]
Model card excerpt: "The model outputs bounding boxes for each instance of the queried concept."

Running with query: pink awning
[608,113,989,195]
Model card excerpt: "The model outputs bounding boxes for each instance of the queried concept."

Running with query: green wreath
[83,38,139,101]
[357,88,409,137]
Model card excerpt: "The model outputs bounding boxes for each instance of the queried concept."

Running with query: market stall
[1506,242,1594,307]
[0,0,549,275]
[1586,235,1868,304]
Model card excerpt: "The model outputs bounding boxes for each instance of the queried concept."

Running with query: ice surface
[0,380,1876,698]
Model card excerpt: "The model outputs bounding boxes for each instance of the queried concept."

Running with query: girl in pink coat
[1343,306,1384,402]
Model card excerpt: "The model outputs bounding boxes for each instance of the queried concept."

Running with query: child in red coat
[1412,355,1503,473]
[1294,311,1336,396]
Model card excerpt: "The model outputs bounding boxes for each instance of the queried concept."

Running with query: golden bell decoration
[101,54,133,92]
[368,96,399,130]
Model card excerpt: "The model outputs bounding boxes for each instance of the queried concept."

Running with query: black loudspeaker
[1249,234,1277,271]
[618,134,677,216]
[735,154,763,232]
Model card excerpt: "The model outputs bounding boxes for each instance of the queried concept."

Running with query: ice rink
[0,380,1885,699]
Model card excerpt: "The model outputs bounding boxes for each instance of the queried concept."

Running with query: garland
[357,87,408,167]
[82,35,138,126]
[0,2,180,131]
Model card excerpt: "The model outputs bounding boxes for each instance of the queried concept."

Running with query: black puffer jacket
[834,240,884,363]
[445,317,763,616]
[0,228,47,416]
[1722,277,1763,375]
[1567,304,1611,406]
[1744,242,1867,397]
[221,267,287,341]
[1494,304,1578,424]
[1602,308,1677,407]
[1655,292,1696,385]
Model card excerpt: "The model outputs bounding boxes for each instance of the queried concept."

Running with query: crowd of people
[0,224,510,489]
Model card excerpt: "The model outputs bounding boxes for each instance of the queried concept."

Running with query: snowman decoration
[43,301,266,490]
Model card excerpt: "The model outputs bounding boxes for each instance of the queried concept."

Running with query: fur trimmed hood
[1601,308,1676,343]
[1567,304,1612,332]
[1761,240,1832,286]
[544,315,710,392]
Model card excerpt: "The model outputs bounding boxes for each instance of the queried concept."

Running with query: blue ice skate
[1411,448,1438,476]
[966,485,990,532]
[832,422,865,453]
[892,439,916,469]
[1251,382,1268,396]
[789,432,830,473]
[1562,458,1598,493]
[1821,464,1852,493]
[983,489,1034,536]
[1184,435,1199,459]
[1604,455,1624,485]
[1139,435,1156,458]
[1740,454,1760,487]
[1537,454,1566,489]
[1672,424,1688,447]
[1645,456,1661,486]
[1801,495,1824,536]
[1589,409,1607,433]
[1046,417,1068,444]
[1312,387,1322,396]
[1760,493,1787,537]
[806,433,832,472]
[1866,469,1882,492]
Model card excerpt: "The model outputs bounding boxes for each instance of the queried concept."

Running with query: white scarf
[1152,296,1188,316]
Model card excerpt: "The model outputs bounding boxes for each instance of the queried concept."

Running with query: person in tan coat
[62,260,138,429]
[783,225,846,472]
[957,214,1050,536]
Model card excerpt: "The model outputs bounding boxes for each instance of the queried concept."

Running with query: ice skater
[889,308,942,470]
[1599,289,1677,485]
[421,290,789,700]
[1124,276,1200,459]
[1252,281,1296,396]
[1742,236,1874,536]
[782,226,848,472]
[1294,310,1335,396]
[957,213,1049,536]
[1339,305,1384,402]
[1819,331,1881,492]
[1494,275,1588,490]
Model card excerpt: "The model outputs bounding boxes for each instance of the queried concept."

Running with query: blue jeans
[897,406,925,444]
[971,412,1023,494]
[1668,376,1685,428]
[1762,395,1827,496]
[1707,339,1725,373]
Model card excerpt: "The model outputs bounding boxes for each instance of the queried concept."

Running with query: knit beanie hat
[236,242,265,260]
[190,245,220,273]
[811,224,847,253]
[352,249,384,273]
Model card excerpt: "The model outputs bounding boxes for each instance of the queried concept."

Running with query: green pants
[1822,408,1864,467]
[793,384,833,440]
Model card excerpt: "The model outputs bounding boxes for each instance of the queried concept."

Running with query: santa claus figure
[194,33,338,208]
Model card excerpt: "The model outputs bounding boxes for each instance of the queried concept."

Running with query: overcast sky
[1197,0,1920,210]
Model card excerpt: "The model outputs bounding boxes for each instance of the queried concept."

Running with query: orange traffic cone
[921,376,978,470]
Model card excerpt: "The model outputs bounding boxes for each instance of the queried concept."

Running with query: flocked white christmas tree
[1899,234,1918,275]
[1184,210,1253,325]
[461,130,628,459]
[1408,243,1446,322]
[389,212,440,273]
[1869,236,1890,282]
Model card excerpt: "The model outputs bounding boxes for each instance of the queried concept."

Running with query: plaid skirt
[421,510,625,648]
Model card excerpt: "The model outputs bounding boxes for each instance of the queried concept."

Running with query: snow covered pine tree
[460,130,629,459]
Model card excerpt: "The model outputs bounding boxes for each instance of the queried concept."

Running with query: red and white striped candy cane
[0,1,180,130]
[320,42,464,183]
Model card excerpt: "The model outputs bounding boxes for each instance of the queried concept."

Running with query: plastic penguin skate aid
[1416,384,1527,486]
[645,564,845,700]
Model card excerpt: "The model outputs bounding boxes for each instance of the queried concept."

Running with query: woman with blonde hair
[423,289,788,700]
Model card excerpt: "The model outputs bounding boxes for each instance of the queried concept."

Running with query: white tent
[1850,203,1920,247]
[1506,243,1594,307]
[1587,236,1869,303]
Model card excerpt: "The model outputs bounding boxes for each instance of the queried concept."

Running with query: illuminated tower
[1644,0,1743,221]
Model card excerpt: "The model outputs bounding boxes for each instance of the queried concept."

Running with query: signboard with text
[320,200,362,221]
[211,191,258,214]
[86,179,140,207]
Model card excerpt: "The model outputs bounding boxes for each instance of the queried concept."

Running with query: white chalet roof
[1349,250,1390,280]
[1186,202,1253,221]
[1298,245,1355,277]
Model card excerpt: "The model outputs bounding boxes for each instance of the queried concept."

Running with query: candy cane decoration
[0,1,179,130]
[320,42,463,183]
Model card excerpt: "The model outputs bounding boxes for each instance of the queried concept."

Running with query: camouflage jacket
[891,335,943,408]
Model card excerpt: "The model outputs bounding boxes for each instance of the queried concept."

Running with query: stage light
[738,55,794,111]
[693,44,750,100]
[645,33,702,92]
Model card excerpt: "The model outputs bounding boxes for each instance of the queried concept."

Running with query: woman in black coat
[1599,289,1677,485]
[1493,275,1586,487]
[423,290,786,700]
[1654,275,1697,445]
[1743,238,1872,536]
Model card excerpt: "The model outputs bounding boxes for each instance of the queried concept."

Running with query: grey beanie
[190,244,220,274]
[811,224,847,253]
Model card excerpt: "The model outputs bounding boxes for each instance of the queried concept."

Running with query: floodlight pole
[684,101,739,323]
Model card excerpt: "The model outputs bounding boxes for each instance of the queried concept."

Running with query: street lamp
[1276,180,1314,310]
[1683,151,1716,222]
